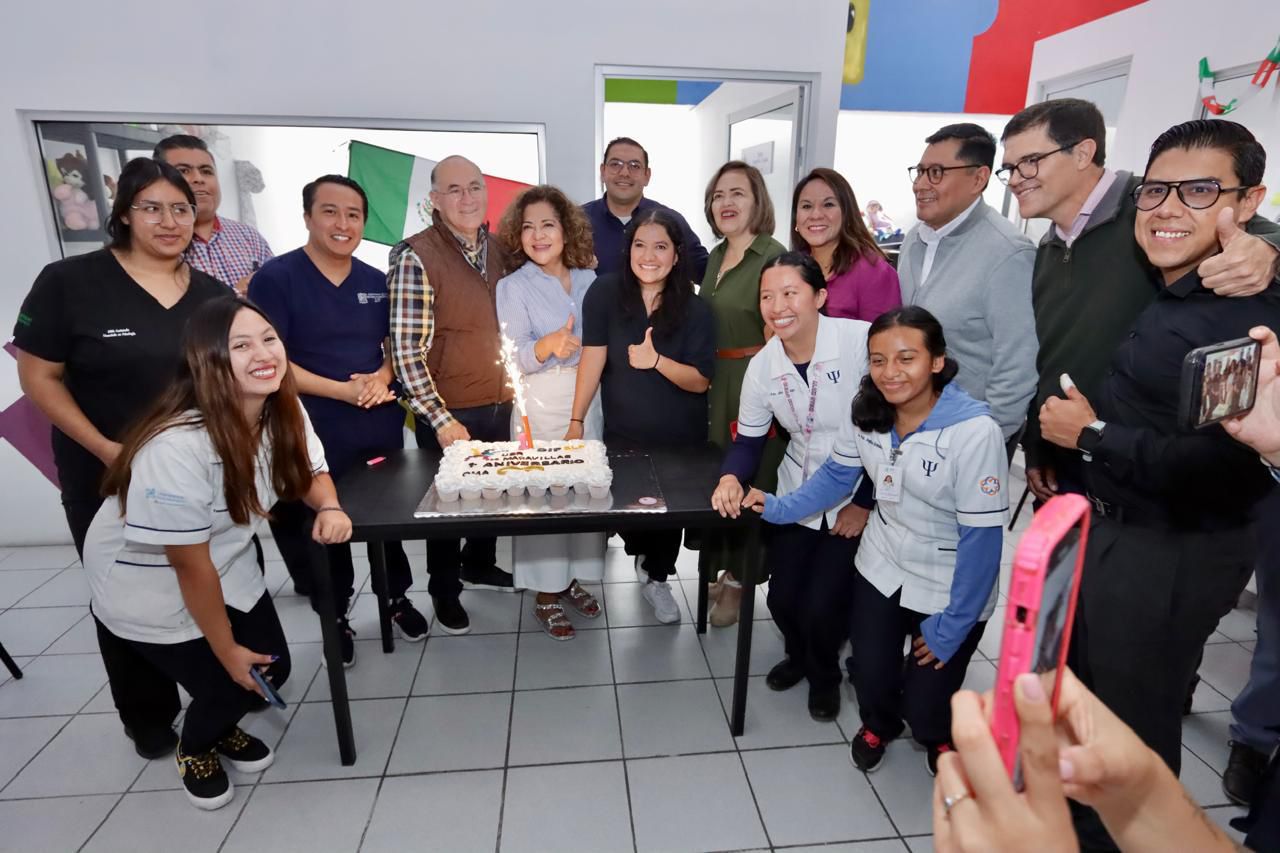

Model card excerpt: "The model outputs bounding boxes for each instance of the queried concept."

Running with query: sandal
[560,581,602,619]
[534,602,576,641]
[707,570,728,603]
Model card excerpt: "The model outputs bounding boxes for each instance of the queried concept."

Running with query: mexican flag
[347,140,533,245]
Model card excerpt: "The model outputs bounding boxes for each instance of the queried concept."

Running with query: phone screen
[1193,339,1261,428]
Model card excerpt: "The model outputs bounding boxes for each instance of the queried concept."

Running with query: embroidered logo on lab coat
[980,476,1001,496]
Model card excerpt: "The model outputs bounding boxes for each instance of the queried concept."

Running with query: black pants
[269,500,412,613]
[65,494,182,736]
[849,571,986,746]
[1069,516,1255,851]
[766,522,859,690]
[116,592,290,754]
[415,402,512,600]
[620,529,683,583]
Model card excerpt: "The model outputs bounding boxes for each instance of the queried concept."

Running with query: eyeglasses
[1132,179,1251,211]
[129,202,197,224]
[437,184,486,200]
[995,142,1080,185]
[605,158,646,174]
[907,163,979,185]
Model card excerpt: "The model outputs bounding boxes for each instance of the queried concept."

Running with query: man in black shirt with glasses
[1038,119,1280,851]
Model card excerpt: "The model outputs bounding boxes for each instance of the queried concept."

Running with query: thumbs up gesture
[1199,205,1280,297]
[537,313,581,362]
[1038,374,1098,450]
[628,326,660,370]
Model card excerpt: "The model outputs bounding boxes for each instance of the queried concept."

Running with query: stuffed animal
[52,151,100,230]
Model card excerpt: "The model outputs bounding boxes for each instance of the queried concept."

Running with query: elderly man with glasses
[897,122,1038,457]
[581,136,708,279]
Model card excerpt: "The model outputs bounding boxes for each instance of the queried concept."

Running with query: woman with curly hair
[495,185,605,640]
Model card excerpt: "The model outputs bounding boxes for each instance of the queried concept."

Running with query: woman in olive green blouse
[699,161,786,627]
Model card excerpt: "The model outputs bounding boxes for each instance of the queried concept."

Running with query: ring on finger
[942,791,971,817]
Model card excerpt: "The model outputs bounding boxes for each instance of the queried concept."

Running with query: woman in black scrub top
[13,157,228,759]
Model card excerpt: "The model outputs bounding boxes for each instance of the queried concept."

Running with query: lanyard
[779,362,823,479]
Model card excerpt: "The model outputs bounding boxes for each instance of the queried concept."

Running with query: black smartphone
[1179,337,1261,430]
[250,666,287,710]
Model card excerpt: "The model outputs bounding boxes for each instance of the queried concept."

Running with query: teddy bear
[52,151,100,230]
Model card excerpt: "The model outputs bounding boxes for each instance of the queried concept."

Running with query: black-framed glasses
[1131,179,1251,211]
[605,158,646,174]
[907,163,979,185]
[129,202,197,224]
[995,141,1081,185]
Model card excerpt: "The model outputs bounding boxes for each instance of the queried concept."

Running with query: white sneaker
[642,580,681,624]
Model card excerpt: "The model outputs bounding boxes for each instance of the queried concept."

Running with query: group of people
[9,97,1280,845]
[1200,349,1257,425]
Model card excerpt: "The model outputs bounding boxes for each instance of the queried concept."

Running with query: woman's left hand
[628,327,659,370]
[912,634,945,669]
[831,503,870,538]
[312,509,353,544]
[350,372,395,409]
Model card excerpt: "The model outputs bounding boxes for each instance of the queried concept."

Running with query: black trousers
[848,570,986,746]
[766,521,859,690]
[620,529,683,583]
[65,494,182,735]
[1070,516,1255,851]
[269,500,412,614]
[415,402,512,599]
[116,591,290,754]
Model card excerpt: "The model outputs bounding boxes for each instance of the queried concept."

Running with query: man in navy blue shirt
[581,137,708,279]
[250,175,428,666]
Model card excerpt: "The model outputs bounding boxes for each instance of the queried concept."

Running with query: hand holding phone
[250,666,287,710]
[1180,337,1261,430]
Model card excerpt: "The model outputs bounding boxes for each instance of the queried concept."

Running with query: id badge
[876,463,903,503]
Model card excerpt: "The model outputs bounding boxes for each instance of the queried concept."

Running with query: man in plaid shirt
[155,135,273,294]
[388,155,515,635]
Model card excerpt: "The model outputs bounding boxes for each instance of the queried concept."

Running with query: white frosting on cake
[435,440,612,496]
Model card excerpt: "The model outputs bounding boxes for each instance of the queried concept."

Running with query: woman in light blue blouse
[495,186,604,640]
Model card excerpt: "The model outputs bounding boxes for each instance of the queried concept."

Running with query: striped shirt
[184,216,273,289]
[495,261,595,375]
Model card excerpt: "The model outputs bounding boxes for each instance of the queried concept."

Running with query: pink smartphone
[991,493,1091,785]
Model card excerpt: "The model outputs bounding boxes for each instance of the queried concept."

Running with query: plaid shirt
[184,216,273,289]
[387,228,492,430]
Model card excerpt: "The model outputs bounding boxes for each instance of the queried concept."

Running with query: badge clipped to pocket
[876,463,903,503]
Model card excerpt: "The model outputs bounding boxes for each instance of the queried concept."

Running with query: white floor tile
[714,676,851,750]
[1180,745,1233,808]
[788,842,910,853]
[618,679,734,758]
[82,788,247,852]
[0,546,79,572]
[0,568,60,608]
[1199,641,1255,700]
[1,713,146,798]
[601,546,642,583]
[514,625,614,690]
[1182,710,1235,774]
[16,567,90,607]
[508,684,621,766]
[609,625,712,683]
[1215,607,1258,643]
[413,633,516,695]
[501,761,634,853]
[698,619,786,678]
[221,778,379,853]
[450,588,523,634]
[961,658,997,694]
[0,605,88,656]
[363,770,503,853]
[272,595,324,644]
[744,744,896,845]
[41,612,99,655]
[264,697,404,781]
[386,693,511,774]
[0,715,67,790]
[904,834,936,853]
[305,638,425,702]
[278,641,326,706]
[627,752,768,853]
[0,652,106,718]
[1186,673,1233,714]
[0,795,118,852]
[866,741,940,837]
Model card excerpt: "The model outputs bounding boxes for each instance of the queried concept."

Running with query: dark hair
[302,174,369,218]
[790,167,886,273]
[704,160,776,240]
[106,157,197,249]
[153,134,209,159]
[1144,119,1265,187]
[603,136,649,168]
[1002,99,1106,167]
[497,184,595,272]
[761,251,827,292]
[103,298,314,525]
[925,123,997,170]
[851,306,959,433]
[618,208,694,336]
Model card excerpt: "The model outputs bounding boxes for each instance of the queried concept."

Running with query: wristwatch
[1077,420,1106,461]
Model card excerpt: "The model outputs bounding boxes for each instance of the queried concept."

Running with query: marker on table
[366,456,387,467]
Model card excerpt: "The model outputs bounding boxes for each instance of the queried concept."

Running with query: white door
[727,87,805,246]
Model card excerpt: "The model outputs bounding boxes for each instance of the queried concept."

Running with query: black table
[312,446,763,765]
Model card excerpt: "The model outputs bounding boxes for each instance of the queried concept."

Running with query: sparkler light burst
[498,324,535,447]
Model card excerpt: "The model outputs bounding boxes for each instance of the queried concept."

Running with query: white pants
[511,366,606,592]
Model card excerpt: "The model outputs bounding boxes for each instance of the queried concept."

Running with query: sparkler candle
[499,325,535,449]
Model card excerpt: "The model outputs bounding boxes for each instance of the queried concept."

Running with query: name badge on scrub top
[875,463,903,503]
[779,366,824,479]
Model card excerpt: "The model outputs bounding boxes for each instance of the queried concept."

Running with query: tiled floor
[0,487,1259,852]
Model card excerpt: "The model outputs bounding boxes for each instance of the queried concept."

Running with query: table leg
[696,532,710,634]
[308,542,356,765]
[730,572,756,737]
[369,541,394,654]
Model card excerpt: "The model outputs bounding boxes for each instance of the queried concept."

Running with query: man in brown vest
[388,155,515,635]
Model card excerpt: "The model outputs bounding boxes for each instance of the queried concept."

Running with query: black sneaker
[808,684,841,721]
[460,564,514,591]
[1223,740,1268,806]
[927,742,954,777]
[215,726,274,773]
[176,743,233,810]
[766,658,805,692]
[850,726,886,773]
[123,724,178,760]
[431,595,471,635]
[390,597,430,642]
[338,616,356,668]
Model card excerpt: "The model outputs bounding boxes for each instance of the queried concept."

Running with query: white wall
[0,0,846,544]
[601,102,703,238]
